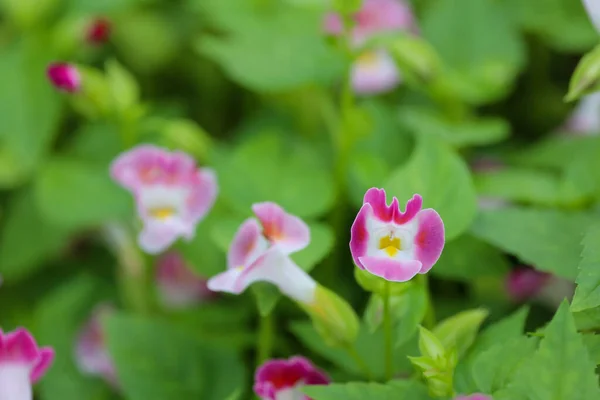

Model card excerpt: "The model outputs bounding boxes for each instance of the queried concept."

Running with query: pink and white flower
[254,356,330,400]
[110,145,218,254]
[324,0,418,94]
[583,0,600,34]
[207,202,316,304]
[0,328,54,400]
[156,252,215,309]
[75,304,118,389]
[455,395,492,400]
[350,188,445,282]
[46,63,81,93]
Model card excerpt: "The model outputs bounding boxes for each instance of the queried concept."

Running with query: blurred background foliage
[1,0,600,398]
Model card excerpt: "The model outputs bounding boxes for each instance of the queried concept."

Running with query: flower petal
[206,267,245,294]
[349,203,371,269]
[138,222,182,254]
[185,168,218,225]
[351,50,400,95]
[583,0,600,34]
[413,209,445,273]
[227,219,268,269]
[359,256,421,282]
[31,348,55,383]
[240,248,317,304]
[46,63,81,93]
[1,328,39,364]
[254,356,329,400]
[363,188,422,224]
[252,202,310,254]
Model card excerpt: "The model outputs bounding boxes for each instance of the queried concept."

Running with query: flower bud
[47,62,81,93]
[300,284,360,347]
[86,17,111,44]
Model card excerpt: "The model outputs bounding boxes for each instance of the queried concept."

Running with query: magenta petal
[47,62,81,92]
[252,202,310,254]
[362,188,422,224]
[227,219,263,269]
[2,328,39,364]
[455,394,493,400]
[413,209,445,274]
[359,256,421,282]
[349,204,371,269]
[31,348,55,383]
[254,356,330,400]
[186,168,218,223]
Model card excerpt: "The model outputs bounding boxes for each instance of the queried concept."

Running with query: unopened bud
[47,62,81,93]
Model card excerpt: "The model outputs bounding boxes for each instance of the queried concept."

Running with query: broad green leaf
[105,59,140,115]
[65,123,122,165]
[508,136,600,170]
[582,334,600,365]
[104,313,244,400]
[399,107,510,147]
[0,189,72,282]
[35,275,114,400]
[433,234,510,282]
[503,302,600,400]
[384,135,477,240]
[304,381,432,400]
[0,38,62,187]
[474,167,590,207]
[422,0,526,104]
[471,208,591,280]
[472,336,537,395]
[197,0,343,91]
[572,222,600,312]
[214,132,335,218]
[34,157,132,230]
[433,309,489,357]
[505,0,597,52]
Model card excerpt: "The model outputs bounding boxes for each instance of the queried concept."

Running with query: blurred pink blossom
[254,356,329,400]
[47,63,81,93]
[110,145,218,254]
[0,328,54,400]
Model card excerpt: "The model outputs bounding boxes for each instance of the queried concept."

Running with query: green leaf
[0,38,63,187]
[304,381,432,400]
[469,307,529,357]
[35,274,114,400]
[214,132,335,218]
[0,189,72,282]
[582,334,600,365]
[471,207,591,280]
[422,0,526,104]
[105,59,140,115]
[566,45,600,102]
[572,222,600,312]
[432,234,510,282]
[197,0,343,91]
[34,156,132,230]
[399,107,510,147]
[474,167,590,207]
[472,336,538,395]
[104,313,245,400]
[503,302,600,400]
[384,135,477,240]
[433,309,489,357]
[505,0,597,52]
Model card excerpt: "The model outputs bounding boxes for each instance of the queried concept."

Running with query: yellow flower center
[357,51,379,66]
[379,236,401,257]
[149,207,176,220]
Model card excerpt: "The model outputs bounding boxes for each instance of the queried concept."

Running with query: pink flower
[324,0,417,43]
[350,188,445,282]
[0,328,55,400]
[207,203,316,303]
[75,304,118,389]
[110,145,218,254]
[46,63,81,93]
[563,93,600,135]
[455,395,492,400]
[583,0,600,33]
[86,17,111,44]
[324,0,417,94]
[254,356,330,400]
[156,252,215,309]
[506,267,551,302]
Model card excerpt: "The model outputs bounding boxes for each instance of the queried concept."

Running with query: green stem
[256,312,274,366]
[419,274,436,329]
[383,280,393,381]
[345,345,374,381]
